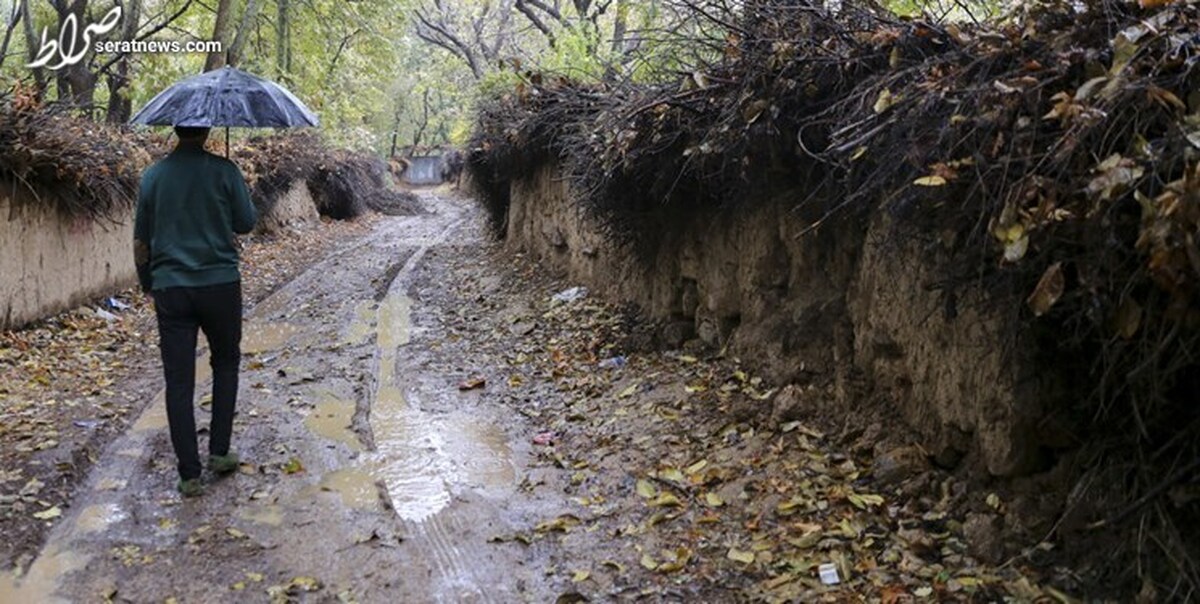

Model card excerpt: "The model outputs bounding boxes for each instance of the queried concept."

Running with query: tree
[204,0,233,71]
[0,0,22,71]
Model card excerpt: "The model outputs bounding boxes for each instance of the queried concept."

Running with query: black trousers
[153,281,242,480]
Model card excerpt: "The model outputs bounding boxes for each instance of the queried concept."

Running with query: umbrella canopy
[130,66,319,128]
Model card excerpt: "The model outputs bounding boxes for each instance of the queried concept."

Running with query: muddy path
[0,192,565,603]
[1,190,1065,604]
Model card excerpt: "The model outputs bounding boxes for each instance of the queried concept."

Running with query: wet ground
[1,190,1070,603]
[0,192,562,603]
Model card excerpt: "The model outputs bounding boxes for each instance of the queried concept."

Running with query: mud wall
[256,179,319,235]
[503,163,1048,476]
[1,184,137,329]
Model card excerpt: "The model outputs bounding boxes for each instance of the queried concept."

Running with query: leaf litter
[475,261,1079,601]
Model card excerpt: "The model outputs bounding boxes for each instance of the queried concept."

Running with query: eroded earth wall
[1,185,136,329]
[503,163,1049,476]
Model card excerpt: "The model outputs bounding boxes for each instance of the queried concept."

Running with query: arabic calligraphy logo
[26,1,122,70]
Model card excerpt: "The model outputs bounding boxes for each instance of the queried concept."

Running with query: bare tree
[0,0,22,71]
[414,0,518,79]
[104,0,140,122]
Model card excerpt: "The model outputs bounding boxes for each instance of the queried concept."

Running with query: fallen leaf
[913,175,947,187]
[282,457,304,474]
[1026,262,1065,317]
[33,506,62,520]
[727,548,755,564]
[636,479,657,499]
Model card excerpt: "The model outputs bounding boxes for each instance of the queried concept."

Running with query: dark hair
[173,126,211,140]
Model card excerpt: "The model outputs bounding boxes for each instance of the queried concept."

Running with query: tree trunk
[20,0,47,96]
[276,0,290,75]
[0,0,21,71]
[204,0,234,71]
[63,0,97,110]
[106,0,142,123]
[227,0,261,67]
[610,0,626,54]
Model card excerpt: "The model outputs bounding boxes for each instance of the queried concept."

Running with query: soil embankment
[466,2,1200,595]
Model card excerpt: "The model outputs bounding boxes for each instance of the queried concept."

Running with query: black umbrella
[130,65,319,155]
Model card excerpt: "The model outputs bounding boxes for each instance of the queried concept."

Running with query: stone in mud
[872,445,931,485]
[659,320,696,349]
[769,384,808,425]
[963,512,1006,564]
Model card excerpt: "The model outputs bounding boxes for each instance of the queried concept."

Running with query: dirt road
[1,190,1060,603]
[0,192,565,603]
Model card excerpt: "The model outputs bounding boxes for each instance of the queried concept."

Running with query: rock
[769,385,807,425]
[962,512,1005,564]
[659,321,696,349]
[509,320,536,336]
[872,445,930,485]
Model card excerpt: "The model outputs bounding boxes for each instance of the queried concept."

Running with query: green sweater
[134,145,257,292]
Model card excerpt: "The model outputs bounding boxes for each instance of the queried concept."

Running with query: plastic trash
[818,563,840,585]
[598,356,627,369]
[551,286,588,304]
[95,308,118,322]
[106,297,130,311]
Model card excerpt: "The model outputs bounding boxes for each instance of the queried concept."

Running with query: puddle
[239,504,285,527]
[75,503,126,534]
[343,300,377,346]
[133,355,211,433]
[304,393,363,451]
[0,545,89,604]
[317,469,381,510]
[365,289,516,523]
[242,322,301,355]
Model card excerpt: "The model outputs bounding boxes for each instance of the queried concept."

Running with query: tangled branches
[0,84,153,221]
[234,132,420,220]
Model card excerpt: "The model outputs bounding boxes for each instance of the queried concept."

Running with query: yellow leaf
[705,492,724,507]
[649,492,682,508]
[727,548,755,564]
[617,382,639,398]
[289,576,321,592]
[640,553,659,570]
[32,506,62,520]
[873,88,896,114]
[571,570,590,583]
[636,479,657,499]
[913,175,947,187]
[685,460,708,475]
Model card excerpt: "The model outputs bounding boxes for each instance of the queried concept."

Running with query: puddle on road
[343,300,377,346]
[304,392,363,452]
[363,290,517,523]
[239,504,285,527]
[317,469,382,509]
[75,503,126,534]
[133,355,212,433]
[0,545,89,604]
[242,322,302,355]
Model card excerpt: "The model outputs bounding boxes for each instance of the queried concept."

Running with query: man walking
[134,126,257,497]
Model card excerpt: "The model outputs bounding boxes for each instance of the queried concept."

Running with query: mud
[0,191,560,603]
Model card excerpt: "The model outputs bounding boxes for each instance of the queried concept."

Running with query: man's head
[173,126,211,143]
